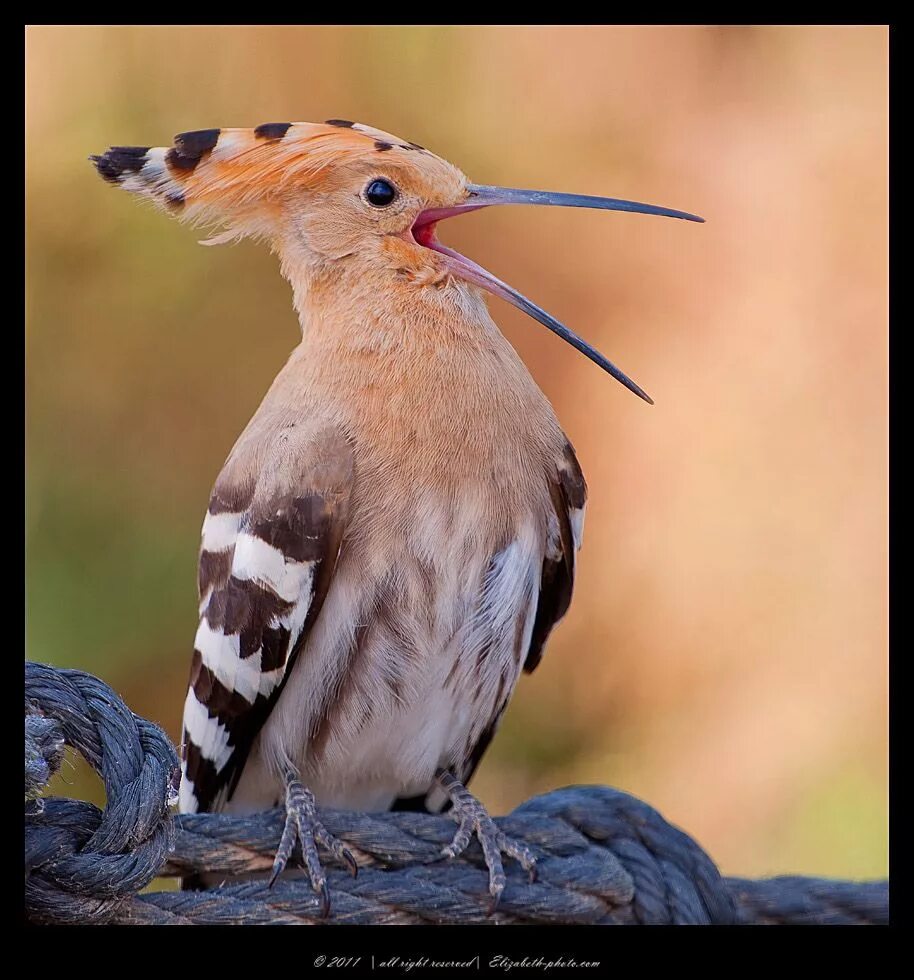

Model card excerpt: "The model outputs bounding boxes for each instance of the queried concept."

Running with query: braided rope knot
[25,712,65,801]
[24,661,888,925]
[24,661,180,924]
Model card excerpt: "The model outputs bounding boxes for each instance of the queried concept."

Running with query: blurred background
[26,25,887,880]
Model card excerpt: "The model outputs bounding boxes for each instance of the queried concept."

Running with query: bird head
[92,119,703,403]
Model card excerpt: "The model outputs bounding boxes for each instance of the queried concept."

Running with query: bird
[91,119,702,913]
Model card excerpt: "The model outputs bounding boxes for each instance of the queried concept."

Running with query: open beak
[412,183,704,404]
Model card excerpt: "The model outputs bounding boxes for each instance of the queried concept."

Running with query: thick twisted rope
[25,661,180,924]
[24,661,888,925]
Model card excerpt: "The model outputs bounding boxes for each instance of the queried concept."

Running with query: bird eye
[364,179,398,207]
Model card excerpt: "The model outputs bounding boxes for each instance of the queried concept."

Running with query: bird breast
[230,324,568,812]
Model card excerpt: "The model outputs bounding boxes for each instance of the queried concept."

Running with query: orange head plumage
[92,119,703,401]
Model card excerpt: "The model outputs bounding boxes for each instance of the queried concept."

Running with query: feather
[180,422,352,813]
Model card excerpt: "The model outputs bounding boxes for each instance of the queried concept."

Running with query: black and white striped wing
[179,426,353,814]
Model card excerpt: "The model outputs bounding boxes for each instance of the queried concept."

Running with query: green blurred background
[26,25,887,879]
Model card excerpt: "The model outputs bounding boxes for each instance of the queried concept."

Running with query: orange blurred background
[26,25,887,879]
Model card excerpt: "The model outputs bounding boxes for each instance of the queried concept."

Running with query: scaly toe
[499,833,538,882]
[313,820,359,877]
[269,805,300,887]
[436,771,537,906]
[270,776,353,917]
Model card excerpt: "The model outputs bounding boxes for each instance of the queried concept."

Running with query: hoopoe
[91,120,702,911]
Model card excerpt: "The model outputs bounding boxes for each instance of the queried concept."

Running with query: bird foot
[436,769,536,912]
[269,771,357,917]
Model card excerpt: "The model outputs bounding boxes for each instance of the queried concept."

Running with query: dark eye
[364,179,397,207]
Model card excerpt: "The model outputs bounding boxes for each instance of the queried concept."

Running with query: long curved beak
[413,184,704,404]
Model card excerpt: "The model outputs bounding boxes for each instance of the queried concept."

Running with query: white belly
[226,516,543,813]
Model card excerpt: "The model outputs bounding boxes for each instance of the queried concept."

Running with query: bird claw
[319,880,331,919]
[437,771,537,911]
[340,847,359,878]
[269,775,356,916]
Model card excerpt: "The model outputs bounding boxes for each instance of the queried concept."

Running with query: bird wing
[179,421,353,814]
[525,440,587,674]
[454,441,587,792]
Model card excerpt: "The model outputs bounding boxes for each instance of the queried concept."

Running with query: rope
[25,662,180,924]
[25,712,64,801]
[24,661,888,925]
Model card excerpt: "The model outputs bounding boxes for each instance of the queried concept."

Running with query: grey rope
[25,661,180,924]
[25,711,64,801]
[24,661,888,925]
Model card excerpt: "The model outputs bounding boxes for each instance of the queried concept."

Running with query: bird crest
[92,119,700,399]
[91,119,459,244]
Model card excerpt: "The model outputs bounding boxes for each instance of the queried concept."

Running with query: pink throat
[408,213,494,292]
[411,218,441,251]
